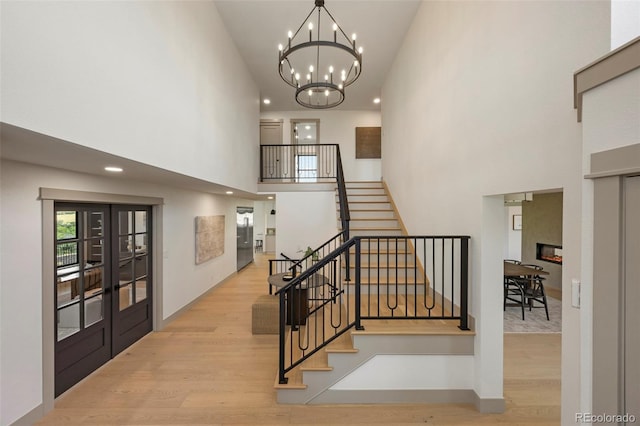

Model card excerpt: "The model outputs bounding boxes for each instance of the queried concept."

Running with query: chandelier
[278,0,363,109]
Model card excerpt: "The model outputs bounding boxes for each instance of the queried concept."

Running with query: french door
[111,205,153,355]
[54,203,152,396]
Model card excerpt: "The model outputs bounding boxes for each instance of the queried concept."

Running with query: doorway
[236,207,254,270]
[54,203,153,396]
[291,119,320,182]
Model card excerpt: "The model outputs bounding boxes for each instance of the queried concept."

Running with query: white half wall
[275,191,338,259]
[580,67,640,417]
[260,110,382,182]
[380,1,609,423]
[330,355,474,390]
[0,159,249,425]
[0,0,259,192]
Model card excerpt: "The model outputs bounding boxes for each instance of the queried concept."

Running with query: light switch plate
[571,279,581,308]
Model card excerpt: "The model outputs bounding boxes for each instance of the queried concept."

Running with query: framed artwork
[355,127,381,159]
[512,214,522,231]
[195,215,225,264]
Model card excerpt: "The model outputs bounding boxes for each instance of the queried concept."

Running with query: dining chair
[504,278,526,320]
[520,264,550,320]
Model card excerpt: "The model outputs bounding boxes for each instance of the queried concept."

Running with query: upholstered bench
[251,294,279,335]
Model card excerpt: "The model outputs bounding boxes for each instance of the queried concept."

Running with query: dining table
[504,261,550,279]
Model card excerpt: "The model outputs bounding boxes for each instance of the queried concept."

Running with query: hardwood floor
[37,253,560,425]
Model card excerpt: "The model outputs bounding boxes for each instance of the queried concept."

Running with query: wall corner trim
[39,188,164,205]
[573,36,640,122]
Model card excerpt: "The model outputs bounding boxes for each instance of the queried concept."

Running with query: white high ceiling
[214,0,421,112]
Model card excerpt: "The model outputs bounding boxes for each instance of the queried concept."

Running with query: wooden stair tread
[325,347,359,354]
[354,320,475,336]
[342,209,394,212]
[344,201,391,203]
[348,218,398,222]
[344,227,401,231]
[276,303,354,389]
[300,366,333,372]
[273,376,307,390]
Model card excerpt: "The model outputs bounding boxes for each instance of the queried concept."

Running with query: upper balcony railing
[260,144,339,183]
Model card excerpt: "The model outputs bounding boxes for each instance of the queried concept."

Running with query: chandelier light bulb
[308,89,313,96]
[306,73,311,81]
[325,90,330,97]
[358,46,363,54]
[354,60,359,67]
[295,73,300,80]
[352,33,357,41]
[339,83,343,89]
[333,23,338,31]
[329,66,334,73]
[278,44,283,51]
[309,65,314,73]
[308,22,313,31]
[290,68,295,74]
[324,74,329,81]
[288,30,293,39]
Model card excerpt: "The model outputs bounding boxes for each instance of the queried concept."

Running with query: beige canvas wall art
[195,215,225,264]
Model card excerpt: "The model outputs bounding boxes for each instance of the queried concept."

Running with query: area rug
[504,296,562,333]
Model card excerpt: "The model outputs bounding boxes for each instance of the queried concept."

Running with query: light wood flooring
[37,253,560,425]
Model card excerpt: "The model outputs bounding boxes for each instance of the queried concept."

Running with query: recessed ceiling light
[305,125,311,130]
[306,135,312,139]
[263,99,271,105]
[267,196,274,200]
[226,191,233,195]
[373,97,381,104]
[104,166,123,173]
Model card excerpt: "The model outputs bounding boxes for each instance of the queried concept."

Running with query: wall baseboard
[9,403,43,426]
[310,388,476,405]
[309,389,504,413]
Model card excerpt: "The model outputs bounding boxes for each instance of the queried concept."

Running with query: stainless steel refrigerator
[236,207,254,270]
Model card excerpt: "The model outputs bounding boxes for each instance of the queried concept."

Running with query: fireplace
[536,243,562,265]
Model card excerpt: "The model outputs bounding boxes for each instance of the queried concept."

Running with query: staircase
[274,181,474,405]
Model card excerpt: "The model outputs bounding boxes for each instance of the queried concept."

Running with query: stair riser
[347,240,408,250]
[345,202,391,210]
[344,268,416,279]
[347,253,415,263]
[348,229,403,237]
[345,188,387,196]
[339,195,389,203]
[345,284,427,294]
[348,220,399,229]
[345,182,383,189]
[347,210,395,220]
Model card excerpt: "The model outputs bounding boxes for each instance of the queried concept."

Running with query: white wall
[0,160,249,425]
[275,191,338,259]
[260,110,382,182]
[331,355,474,390]
[611,0,640,49]
[580,67,640,417]
[0,1,259,192]
[504,206,522,261]
[381,0,609,421]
